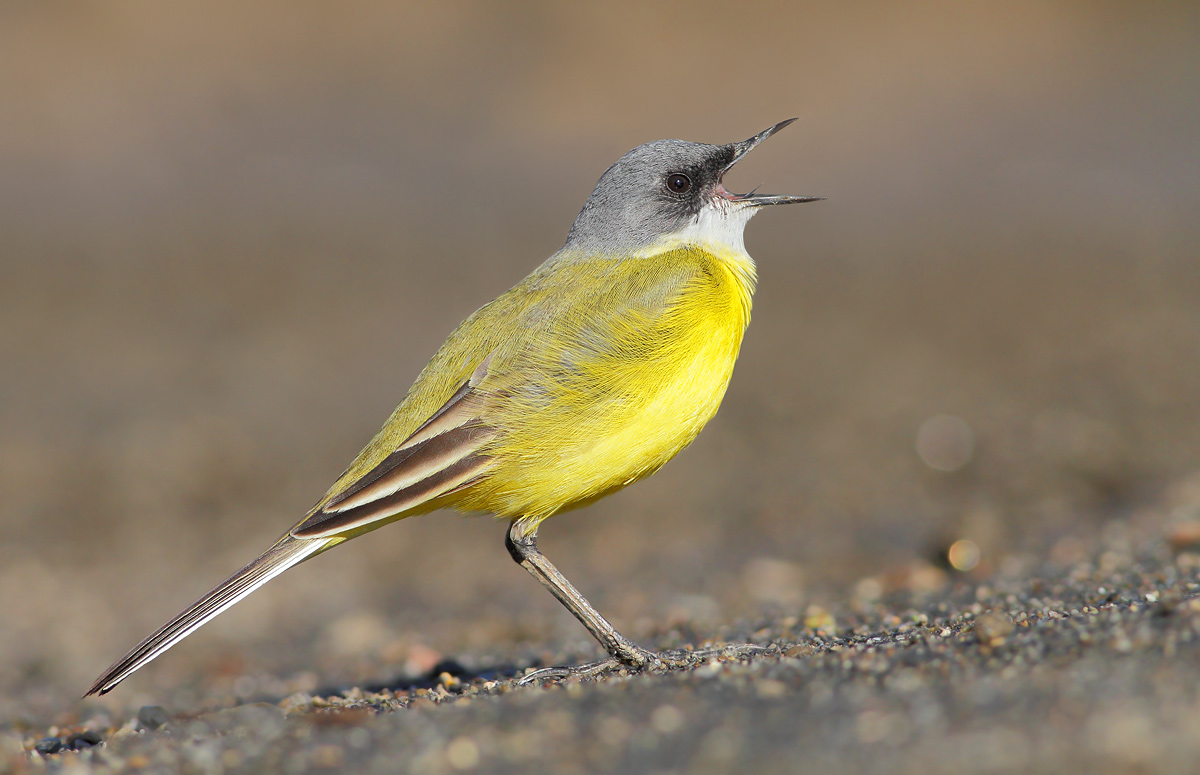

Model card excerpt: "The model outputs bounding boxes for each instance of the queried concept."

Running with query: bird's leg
[506,520,660,678]
[505,520,779,683]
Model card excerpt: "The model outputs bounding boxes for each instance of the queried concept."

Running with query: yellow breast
[457,244,756,523]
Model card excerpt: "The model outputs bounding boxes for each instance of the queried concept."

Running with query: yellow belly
[456,244,755,523]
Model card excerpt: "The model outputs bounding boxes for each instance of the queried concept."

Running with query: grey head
[563,119,822,256]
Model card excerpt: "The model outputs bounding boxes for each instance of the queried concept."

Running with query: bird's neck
[636,207,759,291]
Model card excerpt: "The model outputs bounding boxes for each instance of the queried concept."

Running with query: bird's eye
[666,173,692,194]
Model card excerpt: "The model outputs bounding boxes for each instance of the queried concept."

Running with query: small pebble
[431,658,469,678]
[137,705,171,731]
[34,737,63,756]
[438,671,464,692]
[67,729,104,750]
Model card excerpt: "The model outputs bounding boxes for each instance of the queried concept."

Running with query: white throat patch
[641,199,759,258]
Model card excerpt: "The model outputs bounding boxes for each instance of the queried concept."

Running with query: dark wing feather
[291,363,497,540]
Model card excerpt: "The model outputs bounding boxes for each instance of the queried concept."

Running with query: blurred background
[2,2,1198,714]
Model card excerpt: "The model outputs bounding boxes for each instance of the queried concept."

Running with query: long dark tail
[84,535,332,696]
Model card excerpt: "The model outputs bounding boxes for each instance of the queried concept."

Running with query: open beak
[720,118,824,206]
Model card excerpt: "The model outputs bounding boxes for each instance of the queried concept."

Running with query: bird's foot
[516,642,776,685]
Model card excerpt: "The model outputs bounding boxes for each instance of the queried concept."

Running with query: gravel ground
[7,518,1200,774]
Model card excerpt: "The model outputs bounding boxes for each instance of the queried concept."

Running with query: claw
[517,657,621,685]
[515,642,778,685]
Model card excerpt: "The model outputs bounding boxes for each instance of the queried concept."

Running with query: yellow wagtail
[86,120,821,695]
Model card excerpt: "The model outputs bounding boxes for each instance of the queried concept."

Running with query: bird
[85,119,822,696]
